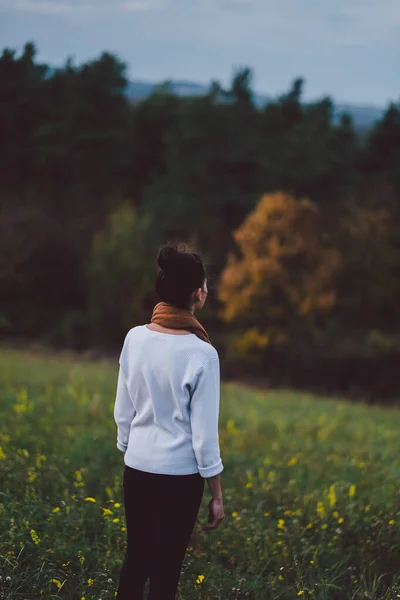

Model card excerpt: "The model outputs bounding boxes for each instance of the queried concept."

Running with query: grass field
[1,348,400,600]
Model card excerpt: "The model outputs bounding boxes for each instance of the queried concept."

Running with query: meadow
[1,348,400,600]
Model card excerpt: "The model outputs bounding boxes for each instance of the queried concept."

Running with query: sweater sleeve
[114,365,136,453]
[190,356,223,478]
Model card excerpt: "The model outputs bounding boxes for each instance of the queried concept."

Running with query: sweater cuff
[117,440,128,453]
[198,459,223,478]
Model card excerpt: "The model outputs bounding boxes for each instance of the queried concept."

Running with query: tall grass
[1,348,400,599]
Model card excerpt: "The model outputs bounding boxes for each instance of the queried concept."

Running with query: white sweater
[114,325,223,478]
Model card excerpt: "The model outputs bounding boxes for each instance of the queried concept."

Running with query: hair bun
[157,244,179,273]
[155,242,207,308]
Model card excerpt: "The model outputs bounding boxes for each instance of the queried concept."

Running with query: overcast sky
[1,0,398,105]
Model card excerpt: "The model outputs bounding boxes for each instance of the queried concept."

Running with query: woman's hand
[202,497,225,531]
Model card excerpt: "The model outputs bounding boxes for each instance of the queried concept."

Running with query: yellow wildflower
[328,485,336,508]
[114,503,121,508]
[0,446,6,460]
[332,511,339,519]
[263,512,270,517]
[317,501,325,518]
[51,579,62,589]
[298,591,304,596]
[245,482,253,489]
[88,578,94,586]
[288,456,298,467]
[338,517,344,524]
[306,523,313,529]
[389,520,395,525]
[84,497,96,503]
[30,529,40,545]
[121,526,127,532]
[277,519,285,530]
[278,574,284,581]
[35,454,47,467]
[17,448,30,457]
[112,518,120,523]
[349,484,356,497]
[52,507,60,514]
[102,508,113,517]
[232,512,239,518]
[310,560,315,564]
[27,468,36,483]
[196,574,205,585]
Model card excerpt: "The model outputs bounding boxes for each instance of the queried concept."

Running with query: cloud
[0,0,163,14]
[334,0,400,41]
[2,0,398,42]
[176,0,399,49]
[119,0,162,11]
[0,0,73,13]
[0,0,163,13]
[0,0,116,13]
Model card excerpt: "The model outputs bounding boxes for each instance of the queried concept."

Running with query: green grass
[2,348,400,599]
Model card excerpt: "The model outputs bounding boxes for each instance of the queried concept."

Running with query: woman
[114,243,225,600]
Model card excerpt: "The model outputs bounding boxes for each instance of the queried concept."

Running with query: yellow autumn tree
[218,192,341,355]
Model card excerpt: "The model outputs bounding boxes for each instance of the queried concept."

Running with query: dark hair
[155,243,206,309]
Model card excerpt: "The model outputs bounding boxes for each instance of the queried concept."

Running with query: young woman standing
[114,243,224,600]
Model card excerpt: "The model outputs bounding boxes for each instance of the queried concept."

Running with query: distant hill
[126,80,385,130]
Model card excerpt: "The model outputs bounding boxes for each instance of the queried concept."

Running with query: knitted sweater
[114,325,223,478]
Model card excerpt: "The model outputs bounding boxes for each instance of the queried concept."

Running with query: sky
[0,0,399,106]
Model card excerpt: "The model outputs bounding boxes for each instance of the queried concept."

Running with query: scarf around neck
[150,302,211,344]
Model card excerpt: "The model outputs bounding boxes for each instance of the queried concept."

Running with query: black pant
[116,465,204,600]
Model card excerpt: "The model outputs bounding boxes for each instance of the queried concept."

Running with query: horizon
[1,0,398,106]
[126,76,388,109]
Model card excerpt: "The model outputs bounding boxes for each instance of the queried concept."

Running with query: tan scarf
[151,302,211,344]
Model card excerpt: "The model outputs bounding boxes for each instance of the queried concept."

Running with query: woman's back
[115,324,223,478]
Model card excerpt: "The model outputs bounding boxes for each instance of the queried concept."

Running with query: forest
[1,43,399,400]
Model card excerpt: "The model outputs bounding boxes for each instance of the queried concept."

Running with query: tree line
[1,43,399,399]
